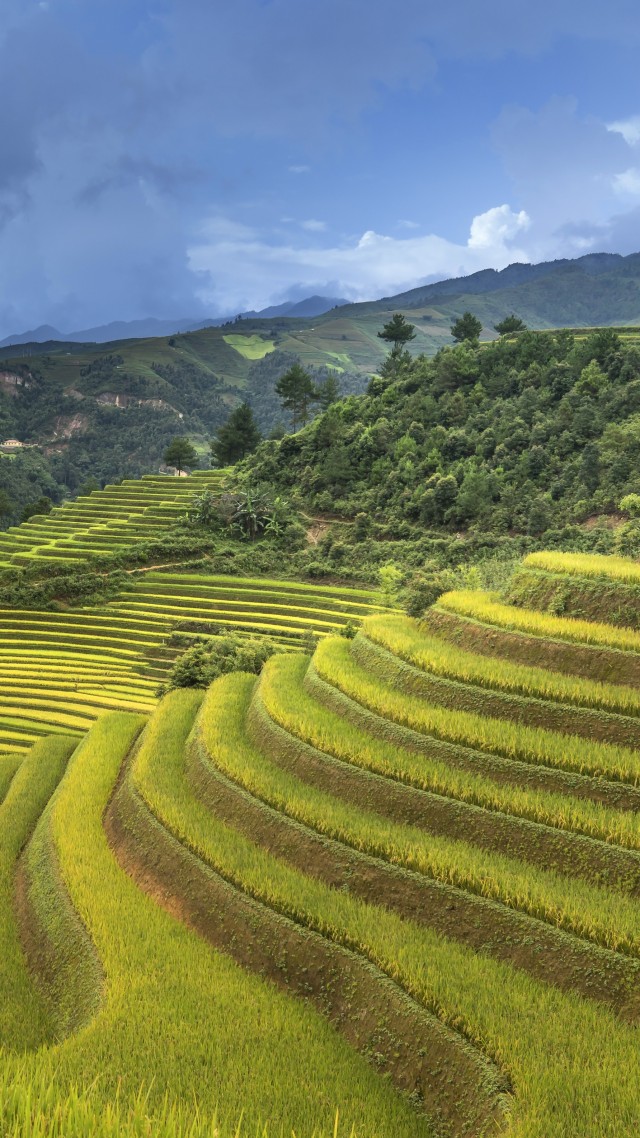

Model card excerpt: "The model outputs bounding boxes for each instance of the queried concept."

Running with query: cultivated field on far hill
[2,542,640,1135]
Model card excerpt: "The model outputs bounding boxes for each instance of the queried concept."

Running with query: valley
[4,252,640,524]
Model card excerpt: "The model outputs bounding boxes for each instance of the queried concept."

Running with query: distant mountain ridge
[344,251,640,314]
[0,295,348,348]
[233,295,348,320]
[6,250,640,350]
[4,248,640,522]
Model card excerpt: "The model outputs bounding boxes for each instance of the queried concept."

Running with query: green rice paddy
[222,334,276,359]
[1,497,640,1136]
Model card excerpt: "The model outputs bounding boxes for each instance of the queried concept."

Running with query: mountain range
[0,295,348,349]
[3,248,640,516]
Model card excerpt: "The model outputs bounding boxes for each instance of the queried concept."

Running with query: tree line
[165,310,529,473]
[164,365,343,471]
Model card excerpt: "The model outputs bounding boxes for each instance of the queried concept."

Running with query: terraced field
[0,470,224,567]
[3,548,640,1135]
[505,549,640,632]
[0,572,385,758]
[108,570,387,646]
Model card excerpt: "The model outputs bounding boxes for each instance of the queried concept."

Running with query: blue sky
[2,0,640,334]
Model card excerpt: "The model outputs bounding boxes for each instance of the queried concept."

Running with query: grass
[437,590,640,654]
[119,587,381,618]
[102,571,385,649]
[0,756,20,800]
[134,673,640,1138]
[8,538,640,1133]
[362,614,640,716]
[131,692,494,1137]
[222,334,276,360]
[253,655,640,945]
[142,571,383,601]
[312,636,640,786]
[0,471,227,564]
[4,710,431,1138]
[524,550,640,584]
[256,652,640,852]
[0,604,164,748]
[0,735,76,1049]
[0,1072,360,1138]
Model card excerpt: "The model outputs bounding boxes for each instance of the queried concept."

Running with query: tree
[378,562,403,607]
[494,314,527,335]
[451,312,482,343]
[527,495,551,536]
[621,494,640,518]
[165,633,277,691]
[0,489,12,526]
[377,313,416,354]
[274,363,317,430]
[187,488,219,527]
[617,495,640,558]
[164,436,197,475]
[580,442,600,493]
[433,474,458,520]
[21,496,52,522]
[575,359,608,397]
[211,403,261,466]
[316,373,341,411]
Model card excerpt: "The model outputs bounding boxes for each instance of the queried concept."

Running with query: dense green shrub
[401,569,458,617]
[163,633,278,692]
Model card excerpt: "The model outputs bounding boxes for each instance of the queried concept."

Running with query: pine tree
[450,312,482,343]
[211,403,261,466]
[316,373,341,411]
[274,363,317,430]
[377,313,416,354]
[164,436,197,474]
[494,314,526,335]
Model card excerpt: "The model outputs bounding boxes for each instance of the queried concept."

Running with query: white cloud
[189,204,532,314]
[288,165,310,174]
[300,219,327,232]
[491,97,637,253]
[397,219,420,229]
[607,116,640,147]
[612,168,640,195]
[198,216,256,240]
[468,203,530,249]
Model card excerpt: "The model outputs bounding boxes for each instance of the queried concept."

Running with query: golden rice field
[523,549,640,584]
[3,531,640,1136]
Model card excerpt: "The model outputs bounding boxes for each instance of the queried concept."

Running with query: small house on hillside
[0,439,37,454]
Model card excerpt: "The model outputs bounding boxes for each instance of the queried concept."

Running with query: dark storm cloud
[1,0,640,334]
[76,157,207,207]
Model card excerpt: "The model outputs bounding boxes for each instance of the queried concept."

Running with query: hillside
[0,325,367,516]
[2,532,640,1133]
[4,251,640,519]
[241,325,640,582]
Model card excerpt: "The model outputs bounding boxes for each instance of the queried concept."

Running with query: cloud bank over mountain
[1,0,639,335]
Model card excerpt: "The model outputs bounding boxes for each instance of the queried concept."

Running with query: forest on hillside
[241,327,640,573]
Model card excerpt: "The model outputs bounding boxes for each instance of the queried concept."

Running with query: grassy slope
[6,256,640,422]
[4,550,640,1133]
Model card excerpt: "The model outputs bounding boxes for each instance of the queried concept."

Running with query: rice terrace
[5,0,640,1130]
[0,446,639,1138]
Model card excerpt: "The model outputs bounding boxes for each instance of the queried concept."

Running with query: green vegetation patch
[222,334,276,360]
